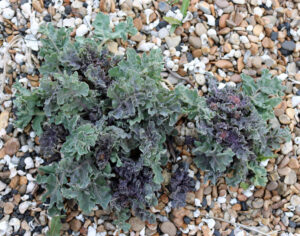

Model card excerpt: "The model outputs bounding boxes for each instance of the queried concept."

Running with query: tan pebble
[223,42,232,53]
[130,32,145,42]
[262,37,274,48]
[264,190,272,200]
[254,188,264,198]
[230,74,242,83]
[215,60,233,69]
[192,49,202,58]
[201,225,211,236]
[286,108,295,119]
[99,0,115,12]
[9,175,20,189]
[278,166,291,176]
[288,158,300,169]
[4,138,20,156]
[237,194,247,201]
[173,217,184,228]
[237,57,244,73]
[4,202,14,214]
[32,0,43,13]
[70,219,82,232]
[272,195,281,202]
[0,149,5,159]
[218,27,230,35]
[0,110,9,130]
[232,203,242,211]
[19,176,28,185]
[248,35,259,43]
[250,43,259,55]
[219,14,229,28]
[21,221,30,231]
[133,18,142,31]
[253,24,263,36]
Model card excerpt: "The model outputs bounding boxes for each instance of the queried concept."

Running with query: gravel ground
[0,0,300,235]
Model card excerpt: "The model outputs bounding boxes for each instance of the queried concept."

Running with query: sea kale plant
[13,13,191,231]
[13,11,289,232]
[176,72,290,186]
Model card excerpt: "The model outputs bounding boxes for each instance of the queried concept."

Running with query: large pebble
[19,201,31,214]
[4,138,20,156]
[252,198,264,208]
[2,7,14,19]
[195,23,207,36]
[232,0,245,4]
[0,181,6,191]
[160,222,177,236]
[215,0,229,8]
[0,110,9,130]
[198,1,211,14]
[281,41,296,51]
[281,141,293,155]
[291,195,300,207]
[76,24,89,37]
[129,217,145,232]
[189,36,202,48]
[70,219,82,232]
[284,170,297,185]
[165,36,181,48]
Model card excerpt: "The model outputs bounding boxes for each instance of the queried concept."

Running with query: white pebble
[138,42,155,51]
[0,180,7,191]
[217,196,227,204]
[24,157,34,169]
[253,7,263,16]
[230,198,237,205]
[24,34,39,51]
[19,201,31,214]
[9,218,20,232]
[26,182,35,193]
[204,14,215,26]
[195,180,200,190]
[76,24,89,37]
[247,25,253,31]
[260,159,269,167]
[195,198,202,207]
[277,73,288,81]
[0,0,10,9]
[21,145,29,153]
[194,209,201,218]
[63,18,75,27]
[87,225,97,236]
[2,7,15,19]
[292,96,300,107]
[166,60,175,69]
[240,36,249,44]
[0,221,9,235]
[3,100,11,108]
[15,53,25,64]
[294,137,300,145]
[202,219,215,229]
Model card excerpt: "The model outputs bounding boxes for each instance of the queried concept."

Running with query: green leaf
[163,16,181,25]
[240,182,249,190]
[180,0,190,17]
[47,215,64,236]
[247,161,267,186]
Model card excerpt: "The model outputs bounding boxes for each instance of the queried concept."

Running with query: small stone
[262,37,274,48]
[270,32,278,41]
[4,138,20,156]
[195,23,207,36]
[230,74,242,83]
[215,60,233,69]
[160,222,176,236]
[158,28,169,39]
[195,74,206,85]
[189,36,202,48]
[166,36,181,48]
[0,110,9,130]
[4,202,14,214]
[291,195,300,207]
[76,24,89,37]
[0,181,7,191]
[252,56,262,68]
[2,7,15,19]
[232,204,242,211]
[286,108,295,119]
[198,1,211,14]
[254,188,264,198]
[19,201,31,214]
[9,218,20,232]
[24,157,34,169]
[284,170,297,185]
[253,25,263,36]
[292,96,300,107]
[107,41,118,54]
[158,1,170,13]
[229,33,240,45]
[133,18,143,31]
[215,0,229,8]
[266,181,278,191]
[288,158,299,169]
[279,114,290,124]
[204,14,215,26]
[9,176,19,189]
[129,217,145,232]
[281,141,293,155]
[281,41,296,52]
[185,192,195,204]
[252,198,264,209]
[232,0,245,4]
[70,219,82,232]
[278,167,291,176]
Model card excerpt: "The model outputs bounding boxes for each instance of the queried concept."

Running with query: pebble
[198,1,211,14]
[4,202,14,214]
[0,181,6,191]
[160,222,176,236]
[19,201,31,214]
[76,24,89,37]
[284,170,297,185]
[292,96,300,107]
[288,157,299,169]
[158,1,170,13]
[189,36,202,48]
[195,74,206,85]
[70,219,82,232]
[279,114,291,124]
[158,28,169,39]
[205,14,215,26]
[281,141,293,155]
[195,23,207,36]
[9,218,20,232]
[129,217,145,232]
[291,195,300,207]
[232,0,245,4]
[252,198,264,208]
[165,36,181,48]
[24,157,34,169]
[229,33,240,45]
[266,181,278,191]
[215,0,229,8]
[281,41,296,51]
[4,138,20,156]
[2,7,14,19]
[215,60,233,69]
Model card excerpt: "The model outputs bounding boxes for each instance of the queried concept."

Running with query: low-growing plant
[13,11,290,233]
[176,73,290,186]
[13,13,194,231]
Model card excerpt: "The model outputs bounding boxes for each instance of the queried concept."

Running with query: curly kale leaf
[13,82,46,135]
[92,12,137,42]
[241,69,285,120]
[169,162,195,208]
[109,49,164,82]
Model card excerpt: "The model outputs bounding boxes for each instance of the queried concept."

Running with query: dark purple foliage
[169,162,195,208]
